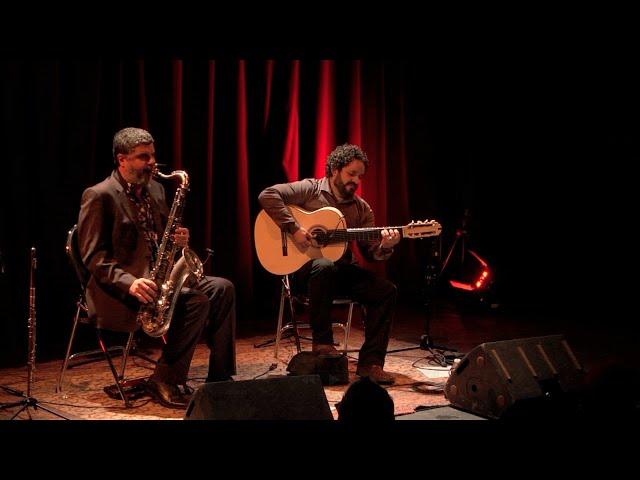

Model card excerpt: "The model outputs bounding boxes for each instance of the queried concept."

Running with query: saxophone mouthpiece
[150,164,168,178]
[149,163,166,176]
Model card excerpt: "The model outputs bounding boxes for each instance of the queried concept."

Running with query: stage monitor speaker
[445,334,587,419]
[184,374,333,420]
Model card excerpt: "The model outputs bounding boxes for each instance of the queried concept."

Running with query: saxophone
[137,167,205,337]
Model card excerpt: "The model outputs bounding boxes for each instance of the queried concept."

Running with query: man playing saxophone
[77,127,236,409]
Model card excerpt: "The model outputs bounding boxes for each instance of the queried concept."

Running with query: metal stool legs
[274,275,356,359]
[96,330,134,407]
[274,276,301,357]
[56,297,135,406]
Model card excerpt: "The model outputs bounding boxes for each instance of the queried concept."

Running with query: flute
[26,247,36,397]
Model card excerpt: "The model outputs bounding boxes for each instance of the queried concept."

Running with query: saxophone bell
[182,247,205,282]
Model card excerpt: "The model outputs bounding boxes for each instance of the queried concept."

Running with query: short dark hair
[336,377,395,423]
[112,127,154,166]
[325,143,369,177]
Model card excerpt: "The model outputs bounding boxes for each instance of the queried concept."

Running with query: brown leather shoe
[145,379,189,409]
[312,343,340,356]
[356,364,395,385]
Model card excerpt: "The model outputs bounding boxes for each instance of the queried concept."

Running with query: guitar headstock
[402,219,443,239]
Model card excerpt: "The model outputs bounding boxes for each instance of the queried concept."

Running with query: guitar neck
[330,227,405,242]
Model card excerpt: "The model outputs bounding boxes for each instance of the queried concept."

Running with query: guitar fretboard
[313,227,404,243]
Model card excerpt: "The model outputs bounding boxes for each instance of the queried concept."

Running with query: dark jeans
[294,259,397,368]
[151,276,236,385]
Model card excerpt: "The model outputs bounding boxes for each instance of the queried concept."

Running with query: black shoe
[145,379,189,409]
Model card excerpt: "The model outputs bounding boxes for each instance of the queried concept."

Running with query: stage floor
[1,300,635,420]
[0,326,451,420]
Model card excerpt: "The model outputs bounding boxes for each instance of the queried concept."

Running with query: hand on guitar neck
[379,228,401,251]
[293,227,402,252]
[293,225,399,253]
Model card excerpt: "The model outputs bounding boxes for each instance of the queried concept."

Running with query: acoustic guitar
[254,205,442,275]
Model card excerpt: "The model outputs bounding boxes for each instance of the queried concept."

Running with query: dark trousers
[294,259,397,368]
[151,276,236,385]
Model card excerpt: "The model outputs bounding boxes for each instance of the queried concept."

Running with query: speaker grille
[184,375,333,420]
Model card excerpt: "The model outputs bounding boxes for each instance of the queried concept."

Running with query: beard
[333,176,357,199]
[127,165,152,185]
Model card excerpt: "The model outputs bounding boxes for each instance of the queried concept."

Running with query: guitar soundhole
[310,228,328,247]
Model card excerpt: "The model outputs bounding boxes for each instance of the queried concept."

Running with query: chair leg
[129,333,160,366]
[96,330,131,407]
[287,294,302,353]
[275,275,303,358]
[118,332,135,380]
[274,284,287,358]
[343,303,354,355]
[56,302,83,393]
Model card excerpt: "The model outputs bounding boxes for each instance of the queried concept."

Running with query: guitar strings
[318,218,344,245]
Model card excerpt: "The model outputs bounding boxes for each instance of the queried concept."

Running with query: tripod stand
[0,247,70,420]
[386,237,459,362]
[386,212,474,364]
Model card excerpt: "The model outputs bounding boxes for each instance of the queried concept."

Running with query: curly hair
[325,143,369,177]
[112,127,154,165]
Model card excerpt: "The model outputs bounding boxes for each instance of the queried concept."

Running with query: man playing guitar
[258,144,403,384]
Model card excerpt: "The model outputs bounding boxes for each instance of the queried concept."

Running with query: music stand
[0,247,71,420]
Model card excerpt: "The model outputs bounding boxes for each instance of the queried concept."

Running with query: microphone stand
[386,213,472,365]
[0,247,71,419]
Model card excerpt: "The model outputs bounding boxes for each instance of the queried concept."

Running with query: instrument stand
[387,218,470,365]
[0,247,70,420]
[0,384,71,420]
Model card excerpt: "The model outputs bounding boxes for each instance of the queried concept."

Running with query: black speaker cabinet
[184,374,333,420]
[445,335,587,419]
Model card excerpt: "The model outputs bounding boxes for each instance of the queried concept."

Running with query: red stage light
[448,250,491,292]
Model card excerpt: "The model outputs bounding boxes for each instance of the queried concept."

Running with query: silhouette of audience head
[336,377,395,423]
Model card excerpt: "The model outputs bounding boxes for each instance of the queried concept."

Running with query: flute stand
[0,385,72,420]
[0,247,71,419]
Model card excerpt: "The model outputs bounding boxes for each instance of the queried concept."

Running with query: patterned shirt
[116,171,159,268]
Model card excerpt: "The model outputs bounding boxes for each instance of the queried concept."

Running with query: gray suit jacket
[77,171,169,332]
